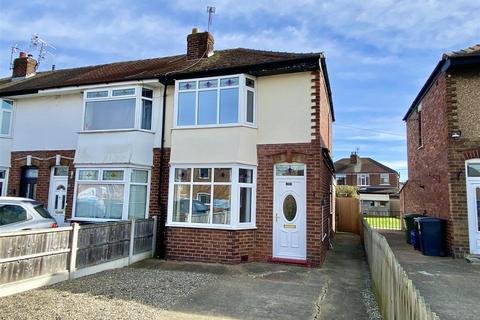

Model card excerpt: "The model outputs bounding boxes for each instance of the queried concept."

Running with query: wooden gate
[336,197,361,234]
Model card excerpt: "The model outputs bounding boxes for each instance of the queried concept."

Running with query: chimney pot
[186,28,214,60]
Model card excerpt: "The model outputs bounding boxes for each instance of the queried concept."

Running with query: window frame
[72,166,151,222]
[336,173,346,185]
[173,74,256,129]
[357,173,370,186]
[82,86,154,132]
[380,173,390,185]
[167,164,257,230]
[0,99,14,138]
[0,168,9,196]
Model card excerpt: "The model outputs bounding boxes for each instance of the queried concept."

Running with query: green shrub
[336,185,359,198]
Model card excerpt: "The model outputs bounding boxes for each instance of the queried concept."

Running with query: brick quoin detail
[8,150,76,219]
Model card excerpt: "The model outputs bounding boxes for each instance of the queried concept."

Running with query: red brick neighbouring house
[401,44,480,257]
[335,152,400,213]
[0,28,335,266]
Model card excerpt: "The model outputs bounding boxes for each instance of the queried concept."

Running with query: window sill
[172,123,257,130]
[166,223,257,231]
[0,135,12,139]
[78,128,155,134]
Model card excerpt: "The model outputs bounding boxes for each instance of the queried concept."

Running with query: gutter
[155,76,168,259]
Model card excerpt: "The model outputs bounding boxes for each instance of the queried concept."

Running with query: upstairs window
[84,87,153,131]
[0,100,13,136]
[357,174,370,186]
[336,174,346,185]
[175,75,256,127]
[380,173,390,185]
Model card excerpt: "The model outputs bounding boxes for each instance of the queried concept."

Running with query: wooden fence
[336,197,361,234]
[0,218,157,297]
[362,220,439,320]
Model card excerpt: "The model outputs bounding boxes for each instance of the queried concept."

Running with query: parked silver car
[0,197,58,233]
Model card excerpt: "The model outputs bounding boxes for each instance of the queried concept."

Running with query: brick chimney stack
[186,27,214,60]
[350,152,359,164]
[12,52,37,78]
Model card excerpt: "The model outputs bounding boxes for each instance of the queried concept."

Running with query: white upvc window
[167,164,256,229]
[336,174,346,185]
[357,174,370,186]
[0,168,8,196]
[174,74,256,128]
[73,167,151,221]
[83,86,153,131]
[0,100,13,137]
[380,173,390,185]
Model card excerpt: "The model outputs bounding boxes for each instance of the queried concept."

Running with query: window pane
[173,184,190,222]
[179,81,196,90]
[276,164,305,176]
[131,170,148,183]
[103,170,124,181]
[214,168,231,182]
[25,168,38,178]
[86,91,108,98]
[128,185,147,219]
[112,88,135,96]
[239,169,253,183]
[219,88,239,124]
[239,187,252,223]
[220,77,239,87]
[199,79,218,89]
[1,111,11,135]
[1,100,13,110]
[0,205,27,225]
[78,170,99,181]
[75,184,124,219]
[212,185,231,224]
[0,170,5,179]
[174,168,191,182]
[198,90,217,125]
[0,182,3,196]
[177,92,196,126]
[468,164,480,177]
[194,168,211,182]
[246,78,255,88]
[246,91,254,123]
[54,167,68,176]
[34,205,54,219]
[142,88,153,98]
[141,99,152,130]
[192,185,211,224]
[84,99,135,130]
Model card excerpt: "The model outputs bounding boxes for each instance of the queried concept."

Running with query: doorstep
[465,254,480,265]
[270,257,310,266]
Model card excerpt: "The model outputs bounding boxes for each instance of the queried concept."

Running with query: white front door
[273,164,306,260]
[467,181,480,254]
[48,166,68,226]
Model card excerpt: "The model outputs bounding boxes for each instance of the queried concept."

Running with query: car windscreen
[34,205,54,219]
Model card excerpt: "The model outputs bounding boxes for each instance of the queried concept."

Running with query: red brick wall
[401,72,454,252]
[8,150,76,219]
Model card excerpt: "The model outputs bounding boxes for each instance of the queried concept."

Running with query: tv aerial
[30,33,56,66]
[207,6,216,32]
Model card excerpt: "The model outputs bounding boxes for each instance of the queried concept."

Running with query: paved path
[383,231,480,320]
[0,233,379,320]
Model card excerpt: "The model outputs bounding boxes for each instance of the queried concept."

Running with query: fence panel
[336,197,360,234]
[133,219,155,254]
[76,222,131,269]
[362,220,438,320]
[0,227,72,284]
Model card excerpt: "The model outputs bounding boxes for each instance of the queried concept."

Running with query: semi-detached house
[0,29,335,266]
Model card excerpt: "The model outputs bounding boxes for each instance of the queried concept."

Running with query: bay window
[83,86,153,131]
[175,74,256,127]
[168,165,256,229]
[1,100,13,136]
[74,167,150,221]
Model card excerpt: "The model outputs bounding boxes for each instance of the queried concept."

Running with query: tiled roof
[0,48,321,96]
[334,157,397,174]
[444,44,480,58]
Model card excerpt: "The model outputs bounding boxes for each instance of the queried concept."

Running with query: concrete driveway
[0,233,379,320]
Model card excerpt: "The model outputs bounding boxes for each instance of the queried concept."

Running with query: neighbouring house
[0,28,335,266]
[401,44,480,258]
[334,152,400,214]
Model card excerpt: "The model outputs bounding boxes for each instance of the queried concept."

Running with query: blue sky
[1,0,479,181]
